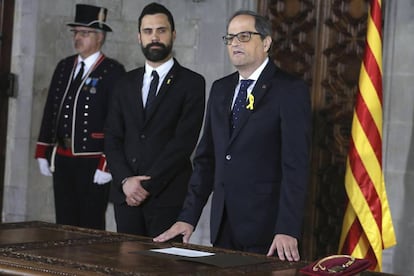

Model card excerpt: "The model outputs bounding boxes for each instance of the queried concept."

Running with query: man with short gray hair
[35,4,125,230]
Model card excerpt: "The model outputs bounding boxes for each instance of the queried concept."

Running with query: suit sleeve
[176,86,217,227]
[96,62,125,172]
[104,77,134,186]
[275,79,311,239]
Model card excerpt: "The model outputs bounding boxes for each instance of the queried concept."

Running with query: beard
[141,41,173,62]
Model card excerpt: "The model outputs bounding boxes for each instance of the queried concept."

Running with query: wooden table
[0,221,392,275]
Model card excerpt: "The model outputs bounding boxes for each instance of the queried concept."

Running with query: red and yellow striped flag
[338,0,396,271]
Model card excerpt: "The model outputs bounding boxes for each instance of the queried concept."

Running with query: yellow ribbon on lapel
[246,94,254,110]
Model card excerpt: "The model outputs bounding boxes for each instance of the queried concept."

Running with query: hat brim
[67,22,112,32]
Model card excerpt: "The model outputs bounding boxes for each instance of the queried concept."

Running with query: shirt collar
[238,57,269,82]
[77,51,101,71]
[145,58,174,80]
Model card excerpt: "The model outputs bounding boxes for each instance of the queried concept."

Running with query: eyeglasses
[70,29,98,37]
[222,31,262,45]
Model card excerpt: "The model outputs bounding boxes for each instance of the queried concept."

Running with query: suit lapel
[127,69,145,127]
[222,74,239,137]
[229,62,275,143]
[220,74,239,140]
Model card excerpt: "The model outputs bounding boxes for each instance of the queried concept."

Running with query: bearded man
[104,2,205,238]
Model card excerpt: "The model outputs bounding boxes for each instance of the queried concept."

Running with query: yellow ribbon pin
[246,94,254,110]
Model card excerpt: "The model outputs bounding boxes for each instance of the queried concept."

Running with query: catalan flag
[338,0,396,271]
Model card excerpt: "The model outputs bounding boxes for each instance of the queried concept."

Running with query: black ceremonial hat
[67,4,112,32]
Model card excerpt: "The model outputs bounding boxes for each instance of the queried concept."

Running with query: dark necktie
[73,61,84,87]
[146,70,159,110]
[231,79,254,132]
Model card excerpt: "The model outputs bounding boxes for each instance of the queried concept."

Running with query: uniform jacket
[178,60,312,247]
[35,54,125,169]
[104,59,205,207]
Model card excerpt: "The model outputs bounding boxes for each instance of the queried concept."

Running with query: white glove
[93,169,112,185]
[37,158,52,176]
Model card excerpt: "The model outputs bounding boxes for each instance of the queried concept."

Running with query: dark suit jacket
[104,59,205,208]
[178,60,311,248]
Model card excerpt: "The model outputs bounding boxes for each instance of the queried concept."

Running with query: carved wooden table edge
[0,221,137,275]
[0,221,320,275]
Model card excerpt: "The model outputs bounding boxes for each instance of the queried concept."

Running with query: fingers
[275,243,286,261]
[125,187,147,206]
[153,222,194,243]
[136,186,150,199]
[276,244,296,261]
[266,244,276,257]
[182,231,192,243]
[290,247,300,261]
[268,234,300,262]
[126,195,145,207]
[125,197,134,206]
[153,228,180,242]
[137,175,151,181]
[123,175,151,203]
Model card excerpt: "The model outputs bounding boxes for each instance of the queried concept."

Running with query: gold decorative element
[312,255,355,273]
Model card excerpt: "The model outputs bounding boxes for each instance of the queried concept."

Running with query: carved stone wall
[258,0,369,260]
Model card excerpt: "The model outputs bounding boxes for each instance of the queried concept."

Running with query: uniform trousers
[53,153,110,230]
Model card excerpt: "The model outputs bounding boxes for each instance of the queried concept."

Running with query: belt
[56,146,101,158]
[56,138,101,158]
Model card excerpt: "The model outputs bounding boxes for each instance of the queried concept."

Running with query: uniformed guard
[35,4,125,230]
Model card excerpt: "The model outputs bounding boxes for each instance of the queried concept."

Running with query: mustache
[146,42,167,49]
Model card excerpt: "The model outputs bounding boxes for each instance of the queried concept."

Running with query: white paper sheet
[150,247,215,258]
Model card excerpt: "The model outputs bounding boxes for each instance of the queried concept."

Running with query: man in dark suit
[35,4,125,230]
[154,10,311,262]
[104,3,205,238]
